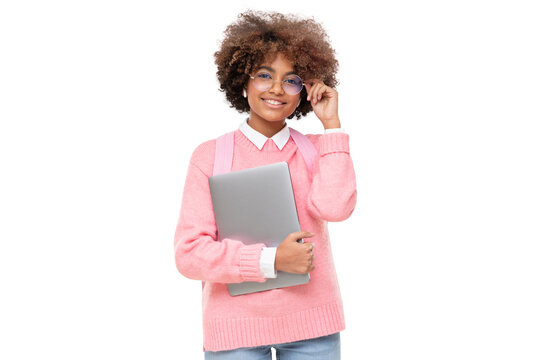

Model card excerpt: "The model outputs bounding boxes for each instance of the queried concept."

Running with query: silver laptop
[208,161,310,296]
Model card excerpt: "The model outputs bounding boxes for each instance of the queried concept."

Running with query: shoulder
[294,131,323,151]
[188,137,218,177]
[305,133,323,145]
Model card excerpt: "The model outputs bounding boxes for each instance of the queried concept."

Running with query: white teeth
[264,99,284,105]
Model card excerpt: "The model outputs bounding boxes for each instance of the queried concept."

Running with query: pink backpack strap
[212,131,235,176]
[289,127,318,175]
[203,130,235,291]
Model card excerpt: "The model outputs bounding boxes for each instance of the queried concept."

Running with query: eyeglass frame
[248,71,305,95]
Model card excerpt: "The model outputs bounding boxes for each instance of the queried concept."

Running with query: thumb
[289,231,315,242]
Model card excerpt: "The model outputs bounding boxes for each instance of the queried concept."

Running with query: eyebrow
[258,66,296,75]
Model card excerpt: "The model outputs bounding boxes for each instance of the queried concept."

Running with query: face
[245,53,301,124]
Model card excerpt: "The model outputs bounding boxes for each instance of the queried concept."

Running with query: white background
[1,0,539,359]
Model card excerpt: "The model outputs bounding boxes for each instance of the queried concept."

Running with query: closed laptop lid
[208,161,309,296]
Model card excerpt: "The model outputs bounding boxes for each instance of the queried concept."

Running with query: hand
[275,231,316,274]
[304,79,340,129]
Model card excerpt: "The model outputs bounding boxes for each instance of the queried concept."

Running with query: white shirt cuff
[324,128,345,133]
[260,247,277,278]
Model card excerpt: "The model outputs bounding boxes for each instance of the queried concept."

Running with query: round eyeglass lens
[283,75,303,95]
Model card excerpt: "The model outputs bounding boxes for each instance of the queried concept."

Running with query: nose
[269,79,285,95]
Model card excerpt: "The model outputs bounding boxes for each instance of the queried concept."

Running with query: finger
[311,83,322,104]
[305,80,325,101]
[312,84,319,104]
[303,242,314,253]
[316,85,327,102]
[320,85,328,101]
[305,82,314,100]
[291,232,314,244]
[313,85,321,102]
[307,83,316,101]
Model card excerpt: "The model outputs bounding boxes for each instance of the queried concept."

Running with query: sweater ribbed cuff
[319,132,350,155]
[239,244,266,283]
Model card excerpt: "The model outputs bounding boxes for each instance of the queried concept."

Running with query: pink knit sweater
[173,128,357,351]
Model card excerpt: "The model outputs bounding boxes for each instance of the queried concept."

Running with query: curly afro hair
[213,9,339,120]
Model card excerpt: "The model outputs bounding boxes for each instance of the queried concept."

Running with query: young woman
[174,10,357,359]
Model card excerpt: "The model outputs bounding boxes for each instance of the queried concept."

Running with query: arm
[259,128,349,276]
[174,158,267,284]
[306,131,357,222]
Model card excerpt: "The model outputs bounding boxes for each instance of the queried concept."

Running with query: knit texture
[174,129,357,351]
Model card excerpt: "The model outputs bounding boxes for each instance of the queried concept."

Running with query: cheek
[284,96,299,110]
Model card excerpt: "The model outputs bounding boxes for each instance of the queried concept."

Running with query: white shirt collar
[238,117,290,151]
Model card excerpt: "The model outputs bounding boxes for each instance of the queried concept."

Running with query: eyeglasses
[249,72,304,95]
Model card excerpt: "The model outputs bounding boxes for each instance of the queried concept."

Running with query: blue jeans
[204,332,340,360]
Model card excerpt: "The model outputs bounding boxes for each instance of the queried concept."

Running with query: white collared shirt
[238,117,346,277]
[239,117,345,151]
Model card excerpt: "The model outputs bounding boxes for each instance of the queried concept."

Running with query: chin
[260,109,294,121]
[264,114,287,122]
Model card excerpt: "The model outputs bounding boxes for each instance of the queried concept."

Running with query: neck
[247,114,286,138]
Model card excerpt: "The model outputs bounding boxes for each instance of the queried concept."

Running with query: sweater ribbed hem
[203,301,345,352]
[239,244,266,282]
[319,132,350,155]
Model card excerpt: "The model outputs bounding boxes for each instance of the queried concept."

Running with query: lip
[261,98,286,108]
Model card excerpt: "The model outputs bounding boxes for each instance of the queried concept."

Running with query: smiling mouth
[261,98,286,106]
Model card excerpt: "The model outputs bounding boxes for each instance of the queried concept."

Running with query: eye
[256,72,272,79]
[284,78,298,85]
[284,75,302,85]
